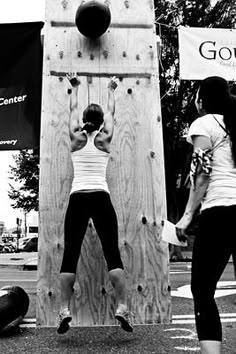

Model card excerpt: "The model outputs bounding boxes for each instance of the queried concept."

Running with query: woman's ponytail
[82,122,96,134]
[82,103,104,134]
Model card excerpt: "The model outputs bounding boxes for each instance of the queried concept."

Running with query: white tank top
[70,130,110,194]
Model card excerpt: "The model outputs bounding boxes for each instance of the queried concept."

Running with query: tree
[8,150,39,213]
[154,0,236,259]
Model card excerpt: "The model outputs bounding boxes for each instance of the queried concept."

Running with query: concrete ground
[0,251,196,271]
[1,252,236,353]
[0,250,197,270]
[0,250,199,270]
[0,323,236,354]
[0,252,37,270]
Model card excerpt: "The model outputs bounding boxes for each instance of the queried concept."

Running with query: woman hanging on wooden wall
[57,74,133,334]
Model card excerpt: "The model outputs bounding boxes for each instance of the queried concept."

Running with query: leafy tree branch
[8,150,39,213]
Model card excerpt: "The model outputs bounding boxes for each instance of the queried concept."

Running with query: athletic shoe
[56,308,72,334]
[115,308,134,332]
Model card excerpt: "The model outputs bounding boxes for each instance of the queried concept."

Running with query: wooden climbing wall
[37,0,171,327]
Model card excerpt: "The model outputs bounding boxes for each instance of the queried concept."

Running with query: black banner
[0,22,44,150]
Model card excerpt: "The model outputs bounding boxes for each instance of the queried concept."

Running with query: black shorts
[60,191,124,273]
[191,205,236,341]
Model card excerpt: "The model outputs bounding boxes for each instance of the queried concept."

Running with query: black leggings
[191,205,236,341]
[60,191,124,273]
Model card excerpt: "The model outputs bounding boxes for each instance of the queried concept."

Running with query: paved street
[0,256,236,321]
[0,269,37,286]
[0,254,236,353]
[170,261,236,326]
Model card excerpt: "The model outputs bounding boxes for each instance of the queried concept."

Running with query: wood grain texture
[46,27,156,75]
[47,0,154,25]
[38,0,171,327]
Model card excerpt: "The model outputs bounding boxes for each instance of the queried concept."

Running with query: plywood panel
[106,77,169,323]
[46,27,156,75]
[47,0,154,25]
[38,0,171,327]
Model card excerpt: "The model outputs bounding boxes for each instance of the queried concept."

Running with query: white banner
[178,27,236,81]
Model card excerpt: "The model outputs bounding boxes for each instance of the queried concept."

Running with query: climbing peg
[150,151,155,158]
[142,216,147,224]
[103,50,109,59]
[62,0,68,9]
[124,0,129,8]
[137,285,143,292]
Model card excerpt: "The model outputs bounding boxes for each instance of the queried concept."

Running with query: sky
[0,0,45,24]
[0,1,45,229]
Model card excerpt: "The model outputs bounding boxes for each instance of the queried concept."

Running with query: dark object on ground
[0,286,29,332]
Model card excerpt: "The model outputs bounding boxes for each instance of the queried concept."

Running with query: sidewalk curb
[0,263,25,270]
[0,252,38,270]
[0,263,37,270]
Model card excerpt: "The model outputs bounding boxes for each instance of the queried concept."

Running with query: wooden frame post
[37,0,171,327]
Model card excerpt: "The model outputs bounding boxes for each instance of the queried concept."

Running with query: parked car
[0,242,16,253]
[22,237,38,252]
[18,236,36,251]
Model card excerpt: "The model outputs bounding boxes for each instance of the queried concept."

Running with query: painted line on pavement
[174,313,236,319]
[20,323,36,328]
[170,270,191,274]
[174,347,200,352]
[19,314,236,328]
[171,281,236,299]
[172,318,236,324]
[164,328,200,352]
[172,313,236,324]
[22,319,36,323]
[20,318,36,328]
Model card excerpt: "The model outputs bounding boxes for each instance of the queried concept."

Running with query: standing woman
[176,76,236,354]
[57,74,133,334]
